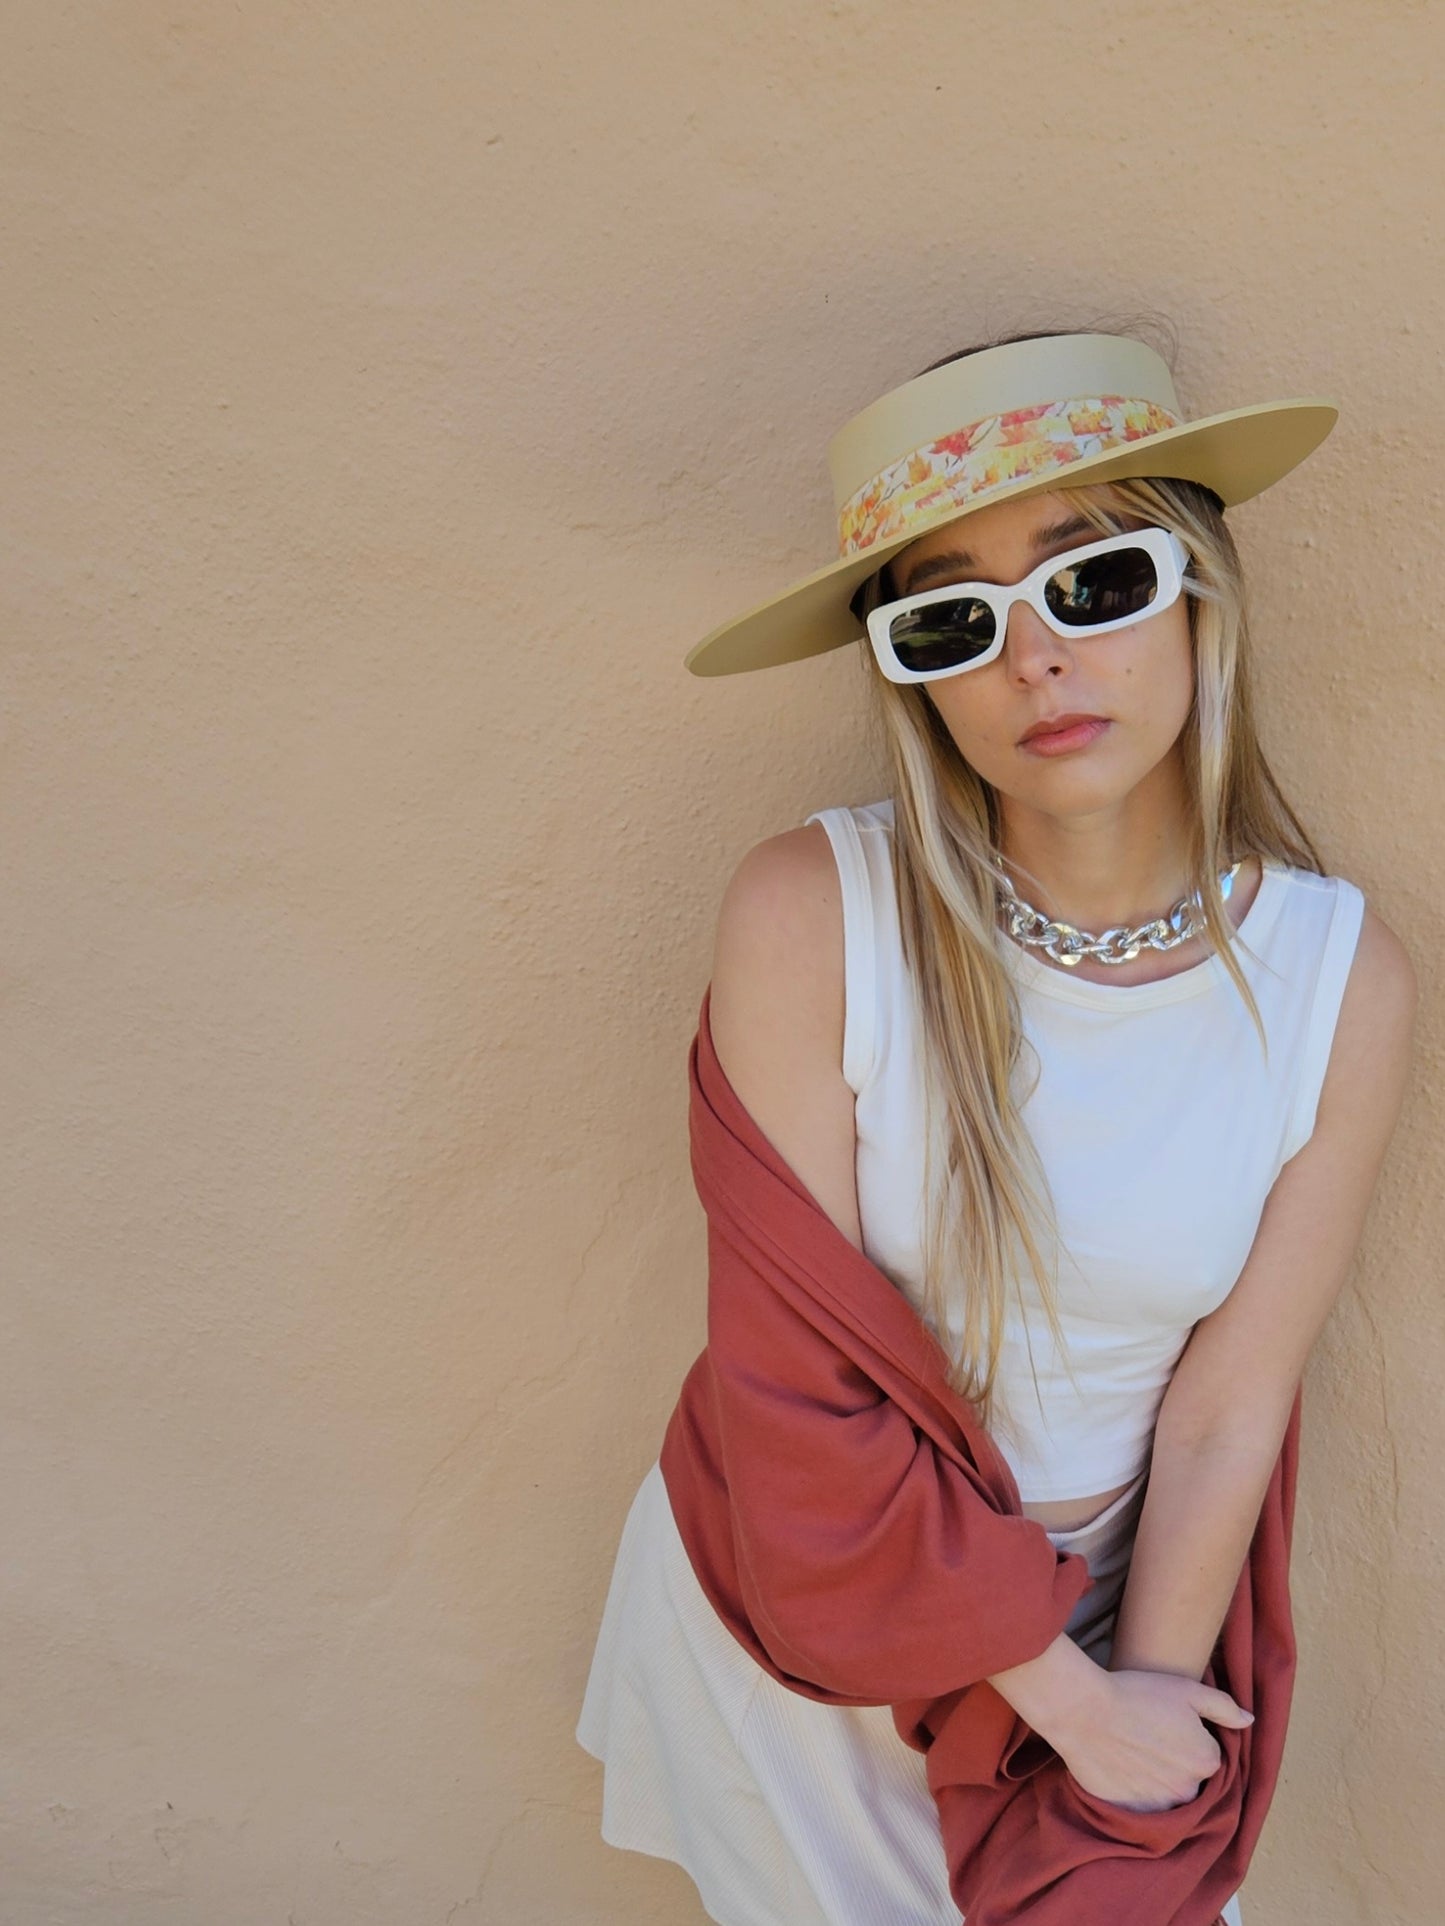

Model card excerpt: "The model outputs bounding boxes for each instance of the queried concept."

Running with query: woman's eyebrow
[899,513,1099,596]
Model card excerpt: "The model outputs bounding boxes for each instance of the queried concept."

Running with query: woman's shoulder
[709,798,905,1086]
[709,813,851,1023]
[706,813,869,1246]
[721,796,897,923]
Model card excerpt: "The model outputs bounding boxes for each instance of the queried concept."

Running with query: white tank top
[803,796,1366,1502]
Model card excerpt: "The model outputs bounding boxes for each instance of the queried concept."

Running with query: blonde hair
[847,346,1325,1447]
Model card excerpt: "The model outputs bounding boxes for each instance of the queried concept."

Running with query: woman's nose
[1003,601,1071,678]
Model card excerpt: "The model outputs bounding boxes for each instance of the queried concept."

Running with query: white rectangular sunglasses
[865,525,1191,685]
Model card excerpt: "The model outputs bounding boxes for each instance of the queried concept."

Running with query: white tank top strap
[803,804,888,1095]
[1277,874,1367,1166]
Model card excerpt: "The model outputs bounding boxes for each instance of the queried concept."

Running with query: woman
[575,327,1417,1926]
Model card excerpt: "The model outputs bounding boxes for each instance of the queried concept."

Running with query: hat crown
[827,332,1182,511]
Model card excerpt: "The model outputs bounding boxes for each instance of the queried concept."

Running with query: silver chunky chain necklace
[989,859,1244,969]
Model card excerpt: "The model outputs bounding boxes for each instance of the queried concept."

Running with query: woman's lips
[1019,718,1110,756]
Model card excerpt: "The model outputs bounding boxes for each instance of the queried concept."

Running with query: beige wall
[4,3,1441,1920]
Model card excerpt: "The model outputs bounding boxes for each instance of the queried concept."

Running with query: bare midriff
[1020,1475,1138,1534]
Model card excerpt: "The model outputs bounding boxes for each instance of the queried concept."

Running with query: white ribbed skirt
[576,1459,1245,1926]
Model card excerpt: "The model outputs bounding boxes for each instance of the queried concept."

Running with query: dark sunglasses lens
[886,596,996,674]
[1044,545,1160,627]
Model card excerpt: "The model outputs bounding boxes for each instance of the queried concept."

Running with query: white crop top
[803,796,1366,1502]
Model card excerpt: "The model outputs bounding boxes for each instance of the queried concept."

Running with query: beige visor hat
[683,331,1337,678]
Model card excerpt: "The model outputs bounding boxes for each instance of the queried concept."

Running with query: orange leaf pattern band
[836,395,1183,559]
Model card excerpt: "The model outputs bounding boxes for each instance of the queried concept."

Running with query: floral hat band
[682,331,1339,677]
[835,395,1184,558]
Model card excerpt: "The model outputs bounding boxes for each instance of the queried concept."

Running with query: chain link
[991,862,1244,969]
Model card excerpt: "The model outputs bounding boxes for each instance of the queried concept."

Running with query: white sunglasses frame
[864,525,1191,686]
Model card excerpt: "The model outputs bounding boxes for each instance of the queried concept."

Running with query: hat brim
[683,398,1337,677]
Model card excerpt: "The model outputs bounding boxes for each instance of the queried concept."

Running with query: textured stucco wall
[3,3,1441,1921]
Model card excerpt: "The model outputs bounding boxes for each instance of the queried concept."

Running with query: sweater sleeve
[703,1219,1091,1701]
